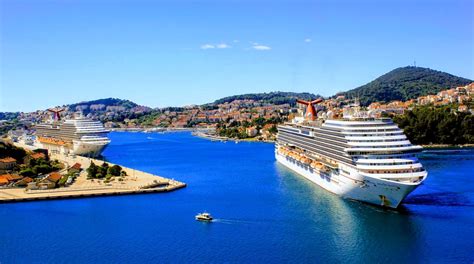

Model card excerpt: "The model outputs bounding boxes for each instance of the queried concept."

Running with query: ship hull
[37,140,108,158]
[275,152,420,208]
[72,141,108,157]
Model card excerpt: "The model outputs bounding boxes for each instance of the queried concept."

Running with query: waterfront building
[0,157,17,173]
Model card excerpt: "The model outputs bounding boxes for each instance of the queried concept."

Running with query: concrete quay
[0,143,186,203]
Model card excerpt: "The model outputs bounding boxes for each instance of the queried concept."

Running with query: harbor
[3,131,473,263]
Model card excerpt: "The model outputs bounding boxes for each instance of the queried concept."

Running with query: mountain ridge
[211,91,321,106]
[1,66,472,115]
[337,66,472,106]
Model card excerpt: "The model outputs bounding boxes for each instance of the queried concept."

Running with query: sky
[0,0,473,112]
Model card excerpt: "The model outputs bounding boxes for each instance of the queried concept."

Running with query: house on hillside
[0,174,22,186]
[0,157,17,173]
[68,163,82,173]
[0,177,8,186]
[458,105,468,112]
[38,172,62,189]
[14,177,33,187]
[23,152,46,165]
[246,127,258,137]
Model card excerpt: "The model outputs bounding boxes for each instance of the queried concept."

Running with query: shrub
[20,168,34,177]
[107,165,122,176]
[58,176,68,187]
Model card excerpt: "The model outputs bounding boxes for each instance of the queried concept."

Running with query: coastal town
[367,82,474,113]
[3,82,473,142]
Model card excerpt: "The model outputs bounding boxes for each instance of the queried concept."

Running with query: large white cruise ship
[276,99,427,208]
[35,111,111,157]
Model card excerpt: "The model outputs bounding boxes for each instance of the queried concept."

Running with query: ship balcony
[345,145,423,153]
[347,140,412,147]
[355,158,419,164]
[356,163,422,170]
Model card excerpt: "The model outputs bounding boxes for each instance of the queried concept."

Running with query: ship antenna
[76,110,84,118]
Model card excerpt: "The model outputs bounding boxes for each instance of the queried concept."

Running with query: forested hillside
[213,92,320,106]
[340,67,472,106]
[393,105,474,145]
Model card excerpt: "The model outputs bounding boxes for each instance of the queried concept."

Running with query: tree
[19,168,34,177]
[393,105,474,145]
[87,162,98,179]
[94,162,110,178]
[268,125,278,134]
[107,165,122,176]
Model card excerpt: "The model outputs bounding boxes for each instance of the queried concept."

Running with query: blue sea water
[1,132,474,263]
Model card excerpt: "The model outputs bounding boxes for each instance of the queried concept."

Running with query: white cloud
[200,44,215,49]
[304,38,312,43]
[201,43,231,49]
[216,43,231,49]
[252,44,271,50]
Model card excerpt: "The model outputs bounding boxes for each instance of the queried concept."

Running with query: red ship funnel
[48,108,65,121]
[296,98,323,121]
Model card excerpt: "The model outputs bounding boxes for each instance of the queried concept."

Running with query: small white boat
[195,212,213,221]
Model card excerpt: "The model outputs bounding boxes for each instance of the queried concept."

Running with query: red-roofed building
[15,177,33,187]
[0,177,8,186]
[0,157,17,172]
[24,152,47,165]
[3,174,22,181]
[31,152,46,160]
[47,172,62,183]
[0,174,22,185]
[70,163,82,171]
[38,172,62,189]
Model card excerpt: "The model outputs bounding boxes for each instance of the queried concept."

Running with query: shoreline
[126,130,474,148]
[110,127,212,133]
[421,144,474,149]
[192,131,275,143]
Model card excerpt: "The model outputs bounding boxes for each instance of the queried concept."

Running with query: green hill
[338,66,472,106]
[68,98,138,112]
[212,91,321,106]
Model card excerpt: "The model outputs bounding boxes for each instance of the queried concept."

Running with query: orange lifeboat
[37,136,68,146]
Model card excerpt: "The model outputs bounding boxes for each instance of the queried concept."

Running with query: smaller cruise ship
[35,110,111,157]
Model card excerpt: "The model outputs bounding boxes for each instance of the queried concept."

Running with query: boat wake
[212,218,259,225]
[423,149,473,154]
